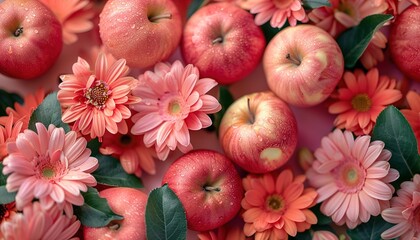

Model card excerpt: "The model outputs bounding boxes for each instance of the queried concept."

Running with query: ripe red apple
[172,0,192,25]
[389,5,420,82]
[0,0,63,80]
[99,0,182,69]
[263,24,344,107]
[83,187,147,240]
[162,149,243,232]
[218,91,298,173]
[181,2,266,85]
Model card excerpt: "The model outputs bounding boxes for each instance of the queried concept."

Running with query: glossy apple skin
[162,150,243,232]
[263,24,344,107]
[0,0,62,80]
[181,2,266,85]
[389,5,420,82]
[83,187,147,240]
[219,91,298,173]
[99,0,182,68]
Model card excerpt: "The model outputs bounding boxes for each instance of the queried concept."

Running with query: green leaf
[0,89,23,117]
[28,92,70,132]
[261,21,289,43]
[337,14,393,68]
[187,0,209,18]
[146,184,187,240]
[87,138,101,156]
[372,106,420,188]
[0,164,16,204]
[347,215,393,240]
[212,86,234,134]
[74,187,123,227]
[302,0,331,9]
[92,154,143,188]
[311,203,332,226]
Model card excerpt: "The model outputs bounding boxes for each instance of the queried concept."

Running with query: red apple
[172,0,192,25]
[83,187,147,240]
[0,0,63,80]
[389,5,420,82]
[263,24,344,107]
[181,2,266,85]
[99,0,182,69]
[218,91,298,173]
[162,149,243,232]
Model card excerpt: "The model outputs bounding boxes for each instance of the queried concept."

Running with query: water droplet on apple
[131,24,136,29]
[7,46,12,54]
[34,30,39,34]
[230,202,234,206]
[24,7,28,11]
[19,44,23,48]
[218,201,223,205]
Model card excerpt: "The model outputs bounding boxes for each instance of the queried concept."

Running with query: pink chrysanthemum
[328,68,402,135]
[38,0,95,44]
[130,60,221,160]
[58,53,140,141]
[401,91,420,154]
[246,0,308,28]
[0,115,23,161]
[306,129,399,229]
[2,123,99,217]
[381,174,420,239]
[0,201,80,240]
[241,169,318,239]
[100,120,157,177]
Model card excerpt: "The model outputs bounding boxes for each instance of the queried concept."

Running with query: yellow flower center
[266,194,285,212]
[42,167,55,179]
[351,94,372,112]
[335,162,366,193]
[85,82,110,108]
[168,100,182,115]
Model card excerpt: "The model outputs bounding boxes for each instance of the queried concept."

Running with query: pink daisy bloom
[38,0,95,44]
[306,129,399,229]
[100,120,157,177]
[58,53,140,141]
[401,91,420,154]
[0,115,23,161]
[0,201,80,240]
[381,174,420,239]
[241,169,318,239]
[131,60,221,160]
[328,68,402,135]
[246,0,308,28]
[2,123,99,217]
[397,0,420,13]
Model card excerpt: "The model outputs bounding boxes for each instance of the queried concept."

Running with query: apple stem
[204,186,221,192]
[212,37,223,45]
[14,27,23,37]
[247,98,255,124]
[286,53,301,66]
[149,13,172,22]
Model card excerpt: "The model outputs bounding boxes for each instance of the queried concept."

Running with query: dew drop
[24,7,28,11]
[7,46,12,54]
[131,24,136,29]
[19,43,23,48]
[34,30,39,34]
[230,202,234,206]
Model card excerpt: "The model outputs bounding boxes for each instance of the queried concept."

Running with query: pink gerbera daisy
[241,169,318,239]
[306,129,399,229]
[2,123,99,217]
[58,53,140,141]
[401,91,420,154]
[246,0,308,28]
[0,115,23,161]
[328,68,402,135]
[381,174,420,239]
[38,0,95,44]
[130,60,221,160]
[0,201,80,240]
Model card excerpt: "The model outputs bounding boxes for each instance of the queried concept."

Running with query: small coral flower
[2,123,99,217]
[0,115,23,161]
[307,129,399,229]
[131,60,221,160]
[241,169,318,239]
[401,91,420,154]
[328,68,402,135]
[381,174,420,239]
[0,201,80,240]
[58,53,140,140]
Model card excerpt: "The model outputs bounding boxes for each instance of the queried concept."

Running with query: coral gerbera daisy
[241,169,318,239]
[0,115,23,161]
[328,68,402,135]
[401,91,420,154]
[306,129,399,229]
[381,174,420,240]
[100,120,157,177]
[246,0,308,28]
[57,53,140,141]
[130,60,221,160]
[2,123,99,217]
[38,0,95,44]
[0,201,80,240]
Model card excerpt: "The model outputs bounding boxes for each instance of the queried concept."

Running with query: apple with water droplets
[219,91,298,173]
[162,149,243,232]
[0,0,62,79]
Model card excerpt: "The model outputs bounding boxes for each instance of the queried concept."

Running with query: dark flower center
[351,94,372,112]
[85,82,110,108]
[266,194,285,212]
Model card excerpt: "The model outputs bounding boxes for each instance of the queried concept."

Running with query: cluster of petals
[401,90,420,154]
[57,53,140,140]
[0,115,23,160]
[328,68,402,135]
[381,174,420,239]
[130,60,221,160]
[306,129,399,229]
[197,223,247,240]
[2,123,98,217]
[0,201,80,240]
[241,169,318,239]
